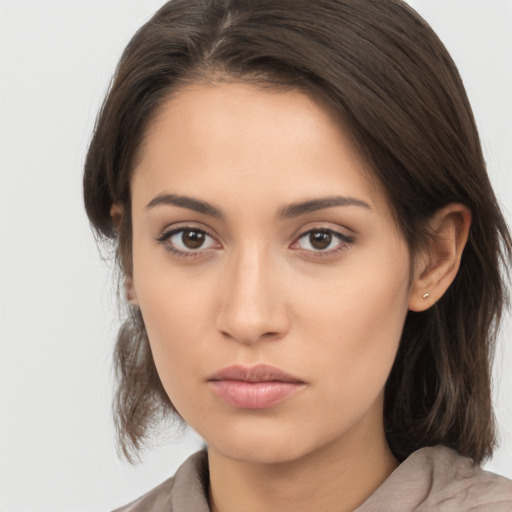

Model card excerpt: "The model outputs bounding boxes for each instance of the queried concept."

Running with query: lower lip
[208,380,305,409]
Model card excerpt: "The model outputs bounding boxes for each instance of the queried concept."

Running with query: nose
[215,247,290,345]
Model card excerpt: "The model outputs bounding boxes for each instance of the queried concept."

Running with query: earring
[422,292,430,299]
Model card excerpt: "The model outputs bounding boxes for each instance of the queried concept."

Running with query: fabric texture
[113,446,512,511]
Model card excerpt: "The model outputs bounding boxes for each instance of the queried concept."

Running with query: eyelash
[155,227,354,259]
[292,229,354,258]
[155,227,218,259]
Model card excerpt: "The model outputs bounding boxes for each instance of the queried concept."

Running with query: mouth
[207,364,306,409]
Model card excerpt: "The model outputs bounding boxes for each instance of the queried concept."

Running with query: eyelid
[155,224,222,257]
[156,221,219,241]
[154,222,354,259]
[290,222,355,243]
[289,226,355,256]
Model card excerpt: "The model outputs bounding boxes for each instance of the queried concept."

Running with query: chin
[215,440,311,465]
[201,419,322,465]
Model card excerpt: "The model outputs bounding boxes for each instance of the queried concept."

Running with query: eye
[292,228,353,254]
[156,227,219,256]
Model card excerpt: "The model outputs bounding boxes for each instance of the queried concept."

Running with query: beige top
[113,446,512,511]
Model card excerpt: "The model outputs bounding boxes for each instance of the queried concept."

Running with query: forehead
[131,81,388,216]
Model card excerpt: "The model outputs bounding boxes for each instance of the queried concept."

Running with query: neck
[208,409,398,512]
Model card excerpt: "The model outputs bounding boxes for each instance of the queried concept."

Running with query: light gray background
[0,1,510,511]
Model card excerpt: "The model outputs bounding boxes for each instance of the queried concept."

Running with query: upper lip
[207,364,305,383]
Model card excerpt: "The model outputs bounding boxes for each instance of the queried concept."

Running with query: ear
[124,277,138,306]
[409,203,471,312]
[110,203,138,306]
[110,202,123,232]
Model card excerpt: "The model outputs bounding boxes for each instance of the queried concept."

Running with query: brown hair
[83,0,511,463]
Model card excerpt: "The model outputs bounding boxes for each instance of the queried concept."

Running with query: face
[128,82,415,464]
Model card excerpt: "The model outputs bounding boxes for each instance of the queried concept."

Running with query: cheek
[130,236,216,395]
[298,241,411,403]
[134,267,214,354]
[134,279,214,420]
[131,223,216,333]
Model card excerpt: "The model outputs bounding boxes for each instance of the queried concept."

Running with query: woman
[83,0,512,510]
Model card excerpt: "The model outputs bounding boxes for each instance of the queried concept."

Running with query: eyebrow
[145,193,371,219]
[146,194,224,218]
[277,196,372,220]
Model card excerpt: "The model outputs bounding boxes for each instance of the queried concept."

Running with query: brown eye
[293,228,353,254]
[182,229,206,249]
[157,227,218,255]
[309,231,332,250]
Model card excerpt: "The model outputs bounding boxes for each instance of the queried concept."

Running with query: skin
[122,81,471,512]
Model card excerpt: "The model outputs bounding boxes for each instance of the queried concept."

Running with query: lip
[207,364,306,409]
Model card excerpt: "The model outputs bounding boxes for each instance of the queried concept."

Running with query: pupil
[310,231,331,250]
[183,230,205,249]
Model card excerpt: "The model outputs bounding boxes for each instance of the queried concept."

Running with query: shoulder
[357,445,512,511]
[411,446,512,511]
[112,450,210,512]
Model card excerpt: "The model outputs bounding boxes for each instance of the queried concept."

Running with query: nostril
[219,329,282,344]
